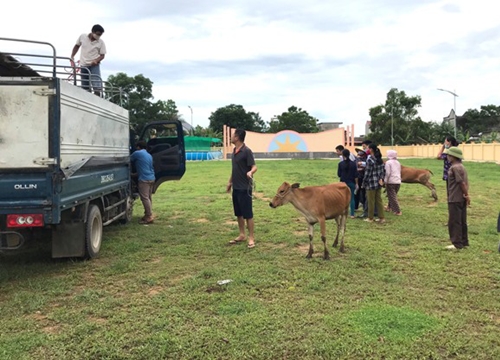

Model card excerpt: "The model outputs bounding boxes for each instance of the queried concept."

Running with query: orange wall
[222,125,500,163]
[377,143,500,163]
[223,125,356,158]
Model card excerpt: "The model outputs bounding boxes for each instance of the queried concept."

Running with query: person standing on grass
[384,150,402,216]
[130,141,155,224]
[437,135,459,199]
[443,147,470,250]
[356,149,368,218]
[226,129,257,248]
[335,145,357,161]
[361,140,373,157]
[338,149,358,218]
[362,144,386,223]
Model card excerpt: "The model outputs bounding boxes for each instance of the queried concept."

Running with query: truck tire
[119,195,134,224]
[85,205,103,259]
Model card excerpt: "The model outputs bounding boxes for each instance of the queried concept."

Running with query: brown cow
[400,165,437,201]
[269,182,351,260]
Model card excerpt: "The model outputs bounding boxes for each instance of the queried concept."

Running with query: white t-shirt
[76,34,106,66]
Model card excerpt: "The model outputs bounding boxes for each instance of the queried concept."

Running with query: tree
[192,125,222,140]
[248,112,268,132]
[208,104,257,133]
[460,105,500,136]
[368,88,431,145]
[268,106,319,133]
[107,72,181,130]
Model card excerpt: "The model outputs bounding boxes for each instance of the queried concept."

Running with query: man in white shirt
[335,145,357,161]
[71,24,106,96]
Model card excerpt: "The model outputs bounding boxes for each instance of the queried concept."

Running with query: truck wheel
[85,205,103,258]
[119,195,134,224]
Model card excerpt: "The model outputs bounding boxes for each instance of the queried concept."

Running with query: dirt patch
[32,311,47,322]
[29,311,62,334]
[254,192,272,202]
[295,243,310,254]
[266,243,288,250]
[194,218,209,223]
[396,251,412,258]
[147,286,163,296]
[206,285,226,293]
[42,325,61,334]
[88,316,108,325]
[168,273,193,285]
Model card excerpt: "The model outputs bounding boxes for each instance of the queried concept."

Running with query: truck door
[138,121,186,193]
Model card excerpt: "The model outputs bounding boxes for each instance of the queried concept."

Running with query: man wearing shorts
[71,24,106,96]
[226,129,257,248]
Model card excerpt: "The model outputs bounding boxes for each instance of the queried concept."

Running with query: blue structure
[186,151,223,161]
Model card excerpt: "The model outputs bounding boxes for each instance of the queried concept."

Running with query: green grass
[1,159,500,359]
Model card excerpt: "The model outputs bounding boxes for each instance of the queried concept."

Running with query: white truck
[0,38,186,258]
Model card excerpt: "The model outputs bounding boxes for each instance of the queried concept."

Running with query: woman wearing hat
[437,136,459,199]
[443,146,470,250]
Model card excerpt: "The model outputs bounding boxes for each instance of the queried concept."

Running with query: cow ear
[291,183,300,189]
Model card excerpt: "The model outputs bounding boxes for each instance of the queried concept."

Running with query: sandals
[247,243,255,249]
[229,238,246,245]
[139,217,154,224]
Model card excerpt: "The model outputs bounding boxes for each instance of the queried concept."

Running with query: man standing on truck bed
[131,141,155,224]
[70,24,106,96]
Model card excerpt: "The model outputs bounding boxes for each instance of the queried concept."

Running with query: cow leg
[339,213,347,253]
[320,218,329,260]
[426,181,438,201]
[332,217,340,248]
[306,223,314,259]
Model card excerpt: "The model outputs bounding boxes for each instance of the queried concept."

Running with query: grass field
[1,158,499,359]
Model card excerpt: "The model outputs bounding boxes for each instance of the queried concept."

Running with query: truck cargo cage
[0,37,122,102]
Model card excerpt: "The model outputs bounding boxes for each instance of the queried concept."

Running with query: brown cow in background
[269,182,350,260]
[400,165,437,201]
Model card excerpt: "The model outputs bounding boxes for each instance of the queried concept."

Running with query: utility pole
[188,105,193,135]
[391,107,394,147]
[437,88,458,138]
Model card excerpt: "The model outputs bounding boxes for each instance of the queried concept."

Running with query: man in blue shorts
[226,129,258,248]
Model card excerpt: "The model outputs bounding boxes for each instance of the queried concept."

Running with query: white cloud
[2,0,499,136]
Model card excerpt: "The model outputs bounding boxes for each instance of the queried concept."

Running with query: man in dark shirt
[226,129,258,248]
[444,147,469,249]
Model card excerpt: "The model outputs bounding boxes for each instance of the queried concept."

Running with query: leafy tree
[460,105,500,136]
[106,72,181,130]
[428,122,455,144]
[192,125,222,140]
[208,104,257,133]
[268,106,319,133]
[368,88,431,145]
[248,112,268,132]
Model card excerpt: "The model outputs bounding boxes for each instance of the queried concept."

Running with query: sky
[2,0,499,136]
